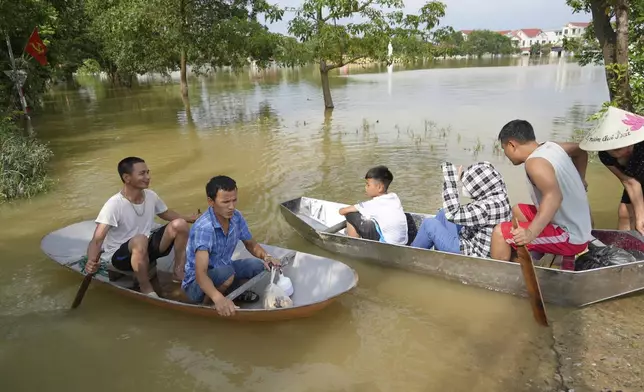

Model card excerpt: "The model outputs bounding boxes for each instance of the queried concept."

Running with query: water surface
[0,56,624,391]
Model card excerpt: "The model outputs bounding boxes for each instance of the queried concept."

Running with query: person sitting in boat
[338,165,408,245]
[490,120,593,265]
[182,175,281,317]
[84,157,197,297]
[410,161,512,257]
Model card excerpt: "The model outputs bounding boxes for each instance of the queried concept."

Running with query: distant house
[511,29,548,54]
[542,29,563,46]
[562,22,590,39]
[453,21,592,57]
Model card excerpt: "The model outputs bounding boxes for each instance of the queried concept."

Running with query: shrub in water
[0,117,53,201]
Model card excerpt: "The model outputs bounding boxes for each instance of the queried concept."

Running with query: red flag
[24,27,48,66]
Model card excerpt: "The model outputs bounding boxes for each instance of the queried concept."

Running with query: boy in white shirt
[339,166,408,245]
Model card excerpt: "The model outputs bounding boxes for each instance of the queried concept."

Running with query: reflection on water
[0,58,623,391]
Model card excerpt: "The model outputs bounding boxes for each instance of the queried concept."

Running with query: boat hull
[280,196,644,307]
[41,220,358,321]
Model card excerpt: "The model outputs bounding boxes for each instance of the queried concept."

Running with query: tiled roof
[569,22,590,27]
[518,28,543,38]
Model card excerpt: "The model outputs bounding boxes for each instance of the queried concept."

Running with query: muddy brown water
[0,56,630,391]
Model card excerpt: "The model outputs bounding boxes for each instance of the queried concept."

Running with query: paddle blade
[324,220,347,234]
[512,218,549,327]
[71,274,93,309]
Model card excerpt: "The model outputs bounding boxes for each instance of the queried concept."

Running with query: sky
[266,0,591,35]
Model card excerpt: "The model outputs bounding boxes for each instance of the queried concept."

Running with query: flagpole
[5,32,33,134]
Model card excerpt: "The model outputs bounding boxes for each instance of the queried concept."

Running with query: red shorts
[500,204,588,257]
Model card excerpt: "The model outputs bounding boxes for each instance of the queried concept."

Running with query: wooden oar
[323,220,347,234]
[513,218,549,327]
[226,251,297,302]
[71,273,94,309]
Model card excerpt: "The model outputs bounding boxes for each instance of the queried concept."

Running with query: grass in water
[0,117,54,202]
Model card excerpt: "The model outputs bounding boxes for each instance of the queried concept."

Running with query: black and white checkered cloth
[442,161,512,257]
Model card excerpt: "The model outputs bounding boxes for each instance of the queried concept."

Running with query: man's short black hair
[117,157,145,182]
[206,175,237,200]
[498,120,536,144]
[365,165,394,190]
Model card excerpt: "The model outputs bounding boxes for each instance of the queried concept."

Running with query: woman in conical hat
[579,106,644,235]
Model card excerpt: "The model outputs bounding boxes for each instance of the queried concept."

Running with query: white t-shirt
[96,189,168,260]
[355,193,408,245]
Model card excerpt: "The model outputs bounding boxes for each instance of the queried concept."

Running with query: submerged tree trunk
[179,0,188,98]
[615,0,633,111]
[180,48,188,98]
[319,59,334,109]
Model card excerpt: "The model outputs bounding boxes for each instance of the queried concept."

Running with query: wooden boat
[279,196,644,307]
[41,220,358,321]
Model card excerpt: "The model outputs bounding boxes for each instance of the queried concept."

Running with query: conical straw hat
[579,106,644,151]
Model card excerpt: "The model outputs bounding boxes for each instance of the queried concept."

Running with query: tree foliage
[84,0,284,90]
[465,30,518,57]
[433,29,518,58]
[287,0,447,108]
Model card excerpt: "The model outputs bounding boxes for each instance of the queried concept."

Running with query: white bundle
[263,267,294,309]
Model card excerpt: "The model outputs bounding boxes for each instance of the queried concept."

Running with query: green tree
[460,30,516,58]
[287,0,447,109]
[432,26,465,58]
[85,0,284,96]
[542,42,553,56]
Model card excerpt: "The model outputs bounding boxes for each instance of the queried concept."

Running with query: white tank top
[526,142,593,245]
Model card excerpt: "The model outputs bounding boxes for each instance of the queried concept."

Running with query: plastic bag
[574,245,637,271]
[263,267,294,309]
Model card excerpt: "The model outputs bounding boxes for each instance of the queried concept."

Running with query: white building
[511,29,548,54]
[542,29,563,46]
[562,22,589,39]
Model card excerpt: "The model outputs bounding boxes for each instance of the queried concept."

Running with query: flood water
[0,56,626,391]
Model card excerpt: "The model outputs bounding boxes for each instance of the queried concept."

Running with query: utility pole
[4,32,33,134]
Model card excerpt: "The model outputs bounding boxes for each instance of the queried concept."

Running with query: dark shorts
[622,189,632,204]
[345,212,382,241]
[110,224,173,271]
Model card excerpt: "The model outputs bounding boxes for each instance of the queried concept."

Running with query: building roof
[460,30,473,34]
[497,30,512,35]
[518,28,543,38]
[569,22,590,27]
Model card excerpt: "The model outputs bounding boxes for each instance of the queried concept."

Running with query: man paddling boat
[491,120,593,266]
[181,175,280,317]
[84,157,197,297]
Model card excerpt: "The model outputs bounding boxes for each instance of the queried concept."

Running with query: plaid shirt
[442,161,512,257]
[182,207,252,289]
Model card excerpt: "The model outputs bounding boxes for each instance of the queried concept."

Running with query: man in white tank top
[490,120,593,265]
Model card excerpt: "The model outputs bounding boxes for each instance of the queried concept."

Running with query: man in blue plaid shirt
[181,176,280,316]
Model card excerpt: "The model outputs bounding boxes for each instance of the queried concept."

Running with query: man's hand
[84,258,100,274]
[213,296,237,317]
[457,165,463,181]
[263,255,281,270]
[187,209,202,223]
[636,217,644,237]
[511,226,535,246]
